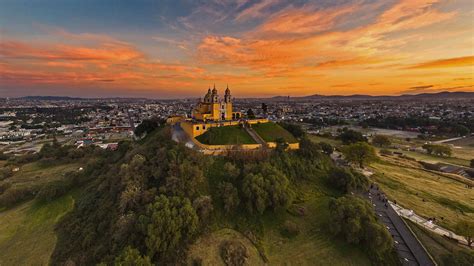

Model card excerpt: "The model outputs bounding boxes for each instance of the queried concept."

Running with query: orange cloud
[0,40,143,61]
[406,56,474,69]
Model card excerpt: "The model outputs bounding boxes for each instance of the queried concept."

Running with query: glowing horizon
[1,0,473,98]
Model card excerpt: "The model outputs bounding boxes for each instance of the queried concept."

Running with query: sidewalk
[390,202,468,246]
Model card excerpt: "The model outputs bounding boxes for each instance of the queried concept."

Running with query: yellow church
[192,85,242,121]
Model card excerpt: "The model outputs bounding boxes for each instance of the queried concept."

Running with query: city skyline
[1,0,473,98]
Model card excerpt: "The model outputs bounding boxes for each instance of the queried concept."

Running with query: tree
[261,103,268,115]
[134,117,165,137]
[422,144,452,157]
[114,246,152,266]
[372,135,391,147]
[455,220,474,247]
[342,142,377,168]
[193,196,214,223]
[319,142,333,155]
[218,182,240,213]
[328,167,369,193]
[246,108,255,119]
[241,165,291,214]
[328,196,393,262]
[279,122,305,139]
[161,160,204,198]
[139,195,199,261]
[338,129,367,145]
[223,162,240,180]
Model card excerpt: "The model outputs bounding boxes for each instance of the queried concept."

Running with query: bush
[218,182,240,213]
[0,186,37,208]
[422,144,452,157]
[36,178,73,203]
[379,149,392,156]
[220,240,248,266]
[327,167,369,193]
[337,129,367,145]
[281,220,300,238]
[0,167,13,181]
[342,142,377,168]
[372,135,391,147]
[328,196,394,263]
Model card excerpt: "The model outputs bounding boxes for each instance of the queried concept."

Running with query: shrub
[372,135,391,147]
[327,167,369,193]
[422,144,452,157]
[220,240,248,266]
[379,149,392,156]
[337,129,367,145]
[0,186,37,208]
[281,220,300,238]
[328,196,394,263]
[218,182,240,213]
[342,142,377,168]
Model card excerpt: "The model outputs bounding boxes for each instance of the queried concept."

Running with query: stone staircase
[244,126,268,149]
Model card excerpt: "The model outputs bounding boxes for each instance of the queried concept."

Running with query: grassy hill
[369,157,473,231]
[196,125,257,145]
[252,122,298,143]
[0,191,77,265]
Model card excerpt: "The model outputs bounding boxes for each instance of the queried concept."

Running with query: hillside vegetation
[196,125,257,145]
[46,128,397,265]
[252,122,298,143]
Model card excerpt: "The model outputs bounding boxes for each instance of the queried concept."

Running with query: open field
[369,158,474,231]
[389,149,471,167]
[252,122,298,143]
[196,125,257,145]
[406,220,474,265]
[0,193,76,265]
[3,161,81,189]
[307,134,342,146]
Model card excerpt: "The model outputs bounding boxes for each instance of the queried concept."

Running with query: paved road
[367,186,435,266]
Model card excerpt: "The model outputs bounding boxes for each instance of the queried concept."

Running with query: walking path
[367,186,435,266]
[390,202,468,245]
[245,126,267,148]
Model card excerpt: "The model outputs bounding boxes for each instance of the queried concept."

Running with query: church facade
[192,85,241,122]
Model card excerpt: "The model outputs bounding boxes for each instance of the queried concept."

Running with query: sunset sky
[1,0,473,98]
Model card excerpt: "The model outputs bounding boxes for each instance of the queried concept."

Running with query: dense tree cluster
[337,129,367,144]
[45,126,396,265]
[342,142,377,168]
[328,196,394,263]
[422,144,452,157]
[371,135,391,147]
[134,117,165,138]
[327,167,369,193]
[241,164,291,214]
[278,122,305,139]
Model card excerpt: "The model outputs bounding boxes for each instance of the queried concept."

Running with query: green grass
[0,192,76,265]
[200,160,370,265]
[196,125,257,145]
[3,161,81,189]
[389,149,471,167]
[252,122,298,143]
[406,219,474,266]
[369,158,474,231]
[187,228,265,265]
[308,134,342,147]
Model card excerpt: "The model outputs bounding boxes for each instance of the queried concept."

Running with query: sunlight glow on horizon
[0,0,473,98]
